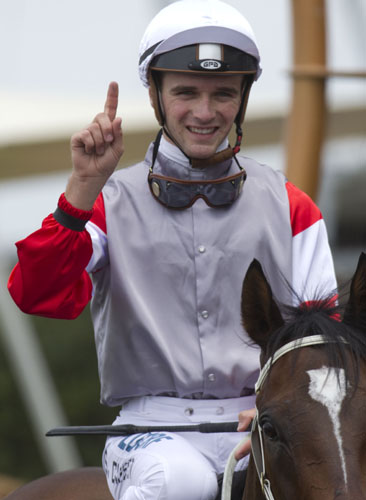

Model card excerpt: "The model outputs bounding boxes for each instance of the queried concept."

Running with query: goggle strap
[151,128,164,171]
[233,124,243,155]
[150,168,245,186]
[162,126,193,164]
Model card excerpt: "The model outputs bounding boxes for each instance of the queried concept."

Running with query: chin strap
[190,123,243,168]
[161,122,243,169]
[190,146,234,168]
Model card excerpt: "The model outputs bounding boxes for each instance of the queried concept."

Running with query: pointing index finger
[104,81,119,120]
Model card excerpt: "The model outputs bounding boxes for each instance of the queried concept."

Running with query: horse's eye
[261,421,278,441]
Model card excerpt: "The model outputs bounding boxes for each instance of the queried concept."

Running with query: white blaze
[307,366,348,486]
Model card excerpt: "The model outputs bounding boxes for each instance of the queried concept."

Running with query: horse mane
[264,286,366,388]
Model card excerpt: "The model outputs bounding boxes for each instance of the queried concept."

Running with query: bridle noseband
[250,334,348,500]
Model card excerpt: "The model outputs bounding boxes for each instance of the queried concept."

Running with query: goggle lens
[148,169,246,209]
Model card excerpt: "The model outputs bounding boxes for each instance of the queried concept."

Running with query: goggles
[148,167,246,209]
[147,128,247,209]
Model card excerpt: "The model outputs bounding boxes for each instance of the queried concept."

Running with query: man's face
[157,72,243,160]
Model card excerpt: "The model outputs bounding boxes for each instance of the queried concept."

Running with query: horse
[2,467,112,500]
[240,252,366,499]
[2,466,243,500]
[4,253,366,500]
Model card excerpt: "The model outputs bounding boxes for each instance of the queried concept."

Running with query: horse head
[241,253,366,500]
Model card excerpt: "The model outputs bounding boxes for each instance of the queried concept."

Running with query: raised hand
[66,82,124,209]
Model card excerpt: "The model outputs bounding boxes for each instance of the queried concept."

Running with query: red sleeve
[286,181,322,237]
[7,193,105,319]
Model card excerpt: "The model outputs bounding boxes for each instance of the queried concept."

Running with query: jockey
[8,1,337,499]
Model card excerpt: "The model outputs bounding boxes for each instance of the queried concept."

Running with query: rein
[221,334,348,500]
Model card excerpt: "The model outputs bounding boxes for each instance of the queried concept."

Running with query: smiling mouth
[187,126,217,135]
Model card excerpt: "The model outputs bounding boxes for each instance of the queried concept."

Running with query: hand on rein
[235,407,256,460]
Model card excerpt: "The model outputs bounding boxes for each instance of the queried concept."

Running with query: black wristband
[53,206,88,232]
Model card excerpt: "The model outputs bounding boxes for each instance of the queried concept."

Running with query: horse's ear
[343,252,366,328]
[241,259,284,350]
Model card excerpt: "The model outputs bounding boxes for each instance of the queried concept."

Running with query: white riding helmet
[139,0,262,87]
[138,0,262,165]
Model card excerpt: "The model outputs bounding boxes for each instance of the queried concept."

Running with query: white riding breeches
[102,395,255,500]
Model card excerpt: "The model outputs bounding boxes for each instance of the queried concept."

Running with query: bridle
[250,334,348,500]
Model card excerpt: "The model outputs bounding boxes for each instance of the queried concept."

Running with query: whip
[46,421,251,437]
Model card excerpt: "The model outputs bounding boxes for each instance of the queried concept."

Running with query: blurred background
[0,0,365,494]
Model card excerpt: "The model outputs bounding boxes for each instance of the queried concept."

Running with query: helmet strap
[162,124,236,168]
[149,72,164,126]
